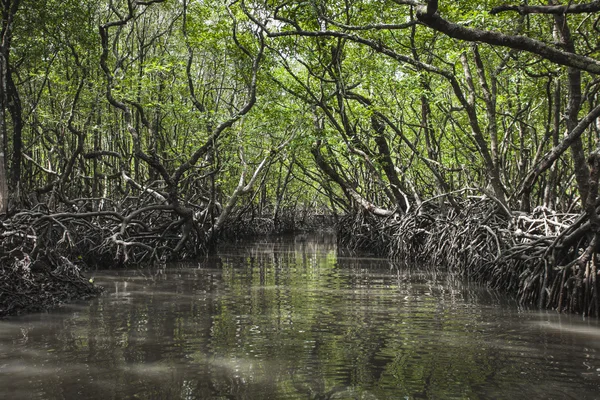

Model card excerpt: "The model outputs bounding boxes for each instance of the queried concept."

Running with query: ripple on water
[1,235,600,399]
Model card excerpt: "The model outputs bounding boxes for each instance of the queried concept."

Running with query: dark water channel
[1,234,600,399]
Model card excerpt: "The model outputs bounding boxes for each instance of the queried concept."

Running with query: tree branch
[490,2,600,16]
[416,6,600,74]
[520,102,600,195]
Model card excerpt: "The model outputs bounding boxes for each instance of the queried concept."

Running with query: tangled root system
[338,199,599,317]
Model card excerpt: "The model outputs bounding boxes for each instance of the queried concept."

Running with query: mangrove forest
[2,0,600,319]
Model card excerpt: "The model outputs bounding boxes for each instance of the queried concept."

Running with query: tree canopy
[0,0,598,217]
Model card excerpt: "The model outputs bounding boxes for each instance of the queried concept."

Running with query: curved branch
[520,102,600,195]
[415,5,600,74]
[172,34,265,183]
[322,18,417,32]
[490,2,600,16]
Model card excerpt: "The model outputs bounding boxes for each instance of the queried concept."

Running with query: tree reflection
[0,234,598,399]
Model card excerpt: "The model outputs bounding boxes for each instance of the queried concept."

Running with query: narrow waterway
[1,234,599,399]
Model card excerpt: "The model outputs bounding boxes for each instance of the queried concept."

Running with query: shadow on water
[0,233,599,399]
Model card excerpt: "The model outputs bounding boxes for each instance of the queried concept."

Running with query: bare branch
[135,0,165,5]
[323,18,417,32]
[121,172,167,204]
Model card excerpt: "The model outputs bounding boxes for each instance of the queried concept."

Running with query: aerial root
[338,200,599,316]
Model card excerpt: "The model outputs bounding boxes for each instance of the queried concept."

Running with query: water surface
[1,234,599,399]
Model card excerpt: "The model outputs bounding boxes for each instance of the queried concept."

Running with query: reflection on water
[1,233,599,399]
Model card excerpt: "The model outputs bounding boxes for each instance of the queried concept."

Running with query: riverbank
[2,200,598,318]
[0,254,102,318]
[337,198,599,317]
[0,210,334,318]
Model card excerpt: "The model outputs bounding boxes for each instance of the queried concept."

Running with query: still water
[1,234,599,399]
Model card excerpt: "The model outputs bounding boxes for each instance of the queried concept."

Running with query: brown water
[1,234,599,399]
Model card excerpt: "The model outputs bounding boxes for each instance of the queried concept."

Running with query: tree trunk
[0,0,21,213]
[0,139,7,214]
[371,115,409,212]
[543,80,561,209]
[554,13,589,207]
[6,67,21,189]
[460,52,508,210]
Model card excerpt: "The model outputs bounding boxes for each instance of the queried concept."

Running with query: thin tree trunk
[0,63,6,214]
[554,13,589,207]
[0,0,21,213]
[544,80,561,209]
[6,68,21,189]
[460,52,508,211]
[0,135,7,214]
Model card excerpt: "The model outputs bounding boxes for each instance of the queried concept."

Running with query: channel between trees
[1,1,600,317]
